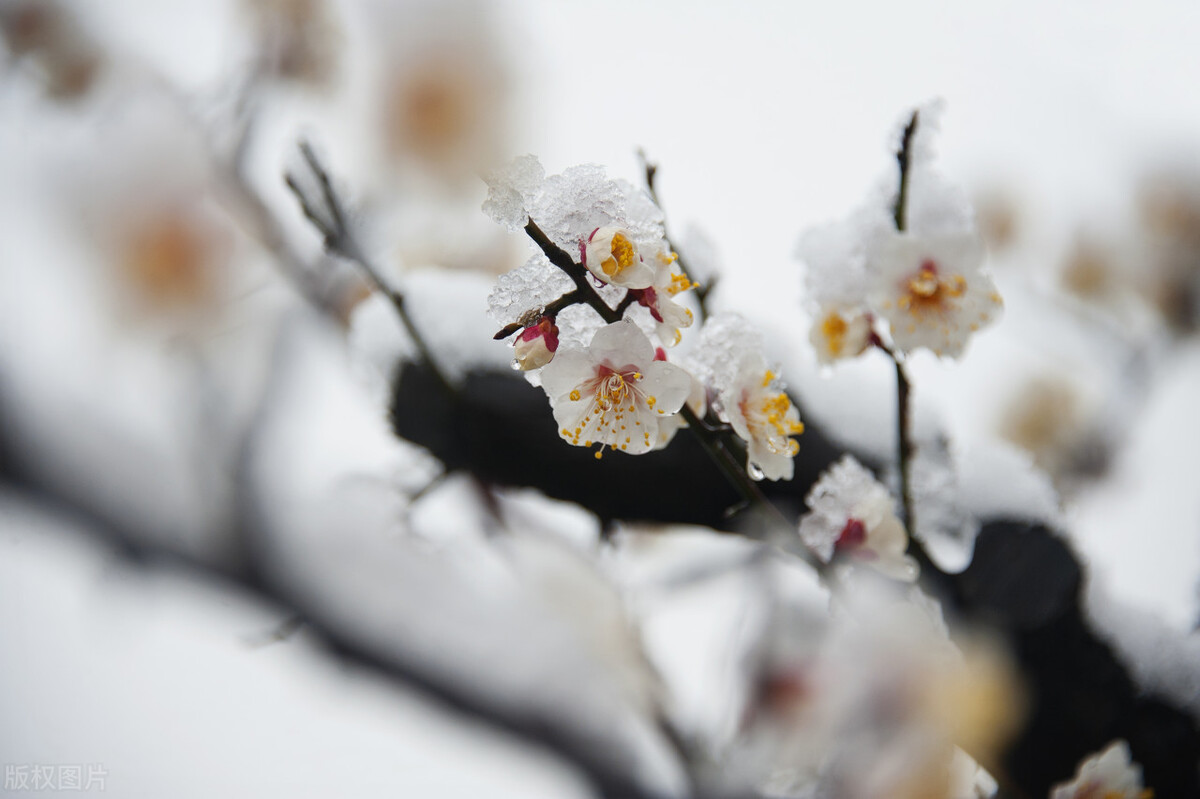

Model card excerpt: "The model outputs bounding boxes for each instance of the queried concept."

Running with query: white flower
[512,316,559,371]
[809,305,873,365]
[718,357,805,481]
[868,231,1001,359]
[798,455,918,582]
[582,226,656,289]
[631,253,696,346]
[540,320,692,457]
[1050,740,1152,799]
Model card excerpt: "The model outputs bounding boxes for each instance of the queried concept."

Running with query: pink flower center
[835,518,876,560]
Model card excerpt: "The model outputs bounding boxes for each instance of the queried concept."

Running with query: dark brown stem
[286,141,453,395]
[523,218,623,324]
[885,111,940,577]
[638,150,712,322]
[893,110,919,232]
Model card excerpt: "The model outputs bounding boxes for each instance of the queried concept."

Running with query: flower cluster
[484,157,805,478]
[798,102,1003,362]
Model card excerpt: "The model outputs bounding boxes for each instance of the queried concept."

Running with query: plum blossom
[809,305,873,365]
[868,231,1001,359]
[717,356,805,481]
[512,315,559,371]
[1050,740,1153,799]
[540,320,691,457]
[798,455,918,581]
[581,226,656,289]
[629,254,696,346]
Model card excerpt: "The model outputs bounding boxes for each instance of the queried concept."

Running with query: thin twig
[893,111,919,233]
[638,150,712,322]
[286,141,453,394]
[885,110,938,577]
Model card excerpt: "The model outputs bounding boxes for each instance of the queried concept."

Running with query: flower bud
[513,316,559,370]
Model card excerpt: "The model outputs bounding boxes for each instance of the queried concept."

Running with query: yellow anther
[762,370,776,388]
[569,389,581,401]
[821,311,848,356]
[594,449,603,460]
[611,232,635,271]
[647,396,657,408]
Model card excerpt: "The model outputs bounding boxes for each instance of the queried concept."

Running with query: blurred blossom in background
[1,1,1199,797]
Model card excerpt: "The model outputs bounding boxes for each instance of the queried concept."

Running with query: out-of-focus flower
[798,455,918,582]
[582,226,656,289]
[869,231,1001,358]
[540,320,691,457]
[1050,740,1153,799]
[244,0,340,88]
[717,357,804,481]
[738,584,1021,799]
[0,0,102,100]
[629,254,695,346]
[117,206,228,314]
[809,305,873,365]
[512,315,559,371]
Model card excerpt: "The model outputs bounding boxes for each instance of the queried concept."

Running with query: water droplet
[510,358,522,371]
[747,463,764,481]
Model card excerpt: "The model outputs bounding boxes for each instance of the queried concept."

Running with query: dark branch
[286,140,453,393]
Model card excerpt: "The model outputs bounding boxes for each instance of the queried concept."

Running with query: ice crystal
[690,313,765,398]
[481,154,545,232]
[486,252,574,325]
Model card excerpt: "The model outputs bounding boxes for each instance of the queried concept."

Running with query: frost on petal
[906,441,980,573]
[798,204,893,310]
[1050,740,1151,799]
[482,154,545,231]
[487,252,575,325]
[798,455,917,581]
[690,313,764,397]
[868,231,1002,359]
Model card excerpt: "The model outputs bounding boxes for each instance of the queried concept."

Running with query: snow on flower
[719,356,805,482]
[1050,740,1153,799]
[797,203,892,365]
[539,320,691,457]
[629,253,696,346]
[581,225,656,289]
[868,230,1001,359]
[798,455,918,581]
[512,315,558,371]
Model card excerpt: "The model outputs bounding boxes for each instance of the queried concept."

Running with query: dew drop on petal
[748,462,765,481]
[510,358,522,371]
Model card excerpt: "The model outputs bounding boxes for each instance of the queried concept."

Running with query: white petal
[638,361,692,416]
[589,320,654,367]
[540,348,595,399]
[748,439,794,481]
